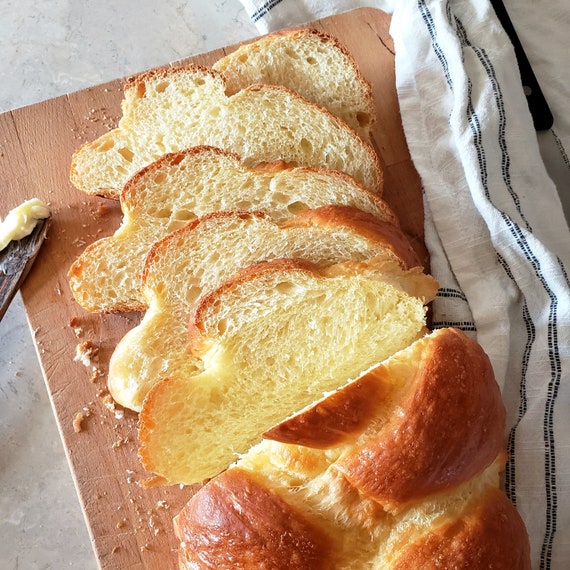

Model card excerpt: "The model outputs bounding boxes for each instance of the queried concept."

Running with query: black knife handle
[490,0,553,130]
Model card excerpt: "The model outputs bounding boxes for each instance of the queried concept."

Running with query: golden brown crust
[137,376,170,464]
[173,328,529,567]
[337,328,506,512]
[140,209,270,287]
[217,27,376,127]
[393,489,531,569]
[119,146,241,205]
[123,63,223,97]
[282,205,419,269]
[263,366,390,448]
[174,468,333,569]
[121,145,390,218]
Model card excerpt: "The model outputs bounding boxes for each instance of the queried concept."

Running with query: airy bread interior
[68,146,399,313]
[138,259,438,485]
[107,206,425,411]
[69,66,381,199]
[212,28,375,138]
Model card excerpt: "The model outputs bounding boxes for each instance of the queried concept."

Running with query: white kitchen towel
[238,0,570,568]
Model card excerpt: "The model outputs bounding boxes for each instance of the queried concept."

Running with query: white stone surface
[0,1,256,568]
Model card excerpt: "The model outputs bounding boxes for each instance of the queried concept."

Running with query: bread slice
[68,146,399,313]
[212,28,375,138]
[69,65,382,199]
[107,206,425,411]
[137,259,438,485]
[173,328,530,569]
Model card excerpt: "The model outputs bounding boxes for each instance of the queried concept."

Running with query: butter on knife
[0,198,51,321]
[0,198,50,251]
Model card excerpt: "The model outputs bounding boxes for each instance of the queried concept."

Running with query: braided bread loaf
[173,328,531,569]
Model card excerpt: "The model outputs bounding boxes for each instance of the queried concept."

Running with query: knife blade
[0,216,50,322]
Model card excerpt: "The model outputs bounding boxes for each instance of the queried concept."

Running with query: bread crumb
[148,514,160,536]
[74,340,99,367]
[137,475,168,489]
[112,436,129,449]
[73,412,84,433]
[96,203,112,217]
[102,393,116,411]
[90,367,104,383]
[111,546,120,555]
[69,317,83,337]
[101,393,125,419]
[73,406,92,432]
[116,519,128,529]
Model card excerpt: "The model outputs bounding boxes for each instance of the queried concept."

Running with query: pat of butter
[0,198,50,251]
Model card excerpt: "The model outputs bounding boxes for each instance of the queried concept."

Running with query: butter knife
[0,216,50,322]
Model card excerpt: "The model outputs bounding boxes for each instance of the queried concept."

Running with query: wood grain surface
[1,8,424,569]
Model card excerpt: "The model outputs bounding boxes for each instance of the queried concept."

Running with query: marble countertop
[1,1,568,569]
[0,1,257,568]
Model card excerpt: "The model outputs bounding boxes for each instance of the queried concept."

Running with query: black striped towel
[239,0,570,568]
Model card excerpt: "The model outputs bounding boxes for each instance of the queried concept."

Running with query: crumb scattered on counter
[137,475,168,489]
[74,340,99,367]
[73,406,92,433]
[101,393,125,419]
[96,203,112,217]
[148,513,160,536]
[112,436,129,449]
[90,367,104,383]
[73,411,85,433]
[69,316,83,337]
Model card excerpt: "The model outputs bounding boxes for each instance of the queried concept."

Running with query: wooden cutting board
[1,8,425,569]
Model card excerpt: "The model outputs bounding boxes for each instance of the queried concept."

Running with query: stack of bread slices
[68,28,530,569]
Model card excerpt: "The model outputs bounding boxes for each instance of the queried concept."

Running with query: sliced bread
[69,66,382,199]
[107,206,424,411]
[212,28,375,138]
[68,146,399,313]
[138,258,438,484]
[173,328,530,569]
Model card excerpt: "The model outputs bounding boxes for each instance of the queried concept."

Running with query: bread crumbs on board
[74,340,99,367]
[72,411,84,433]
